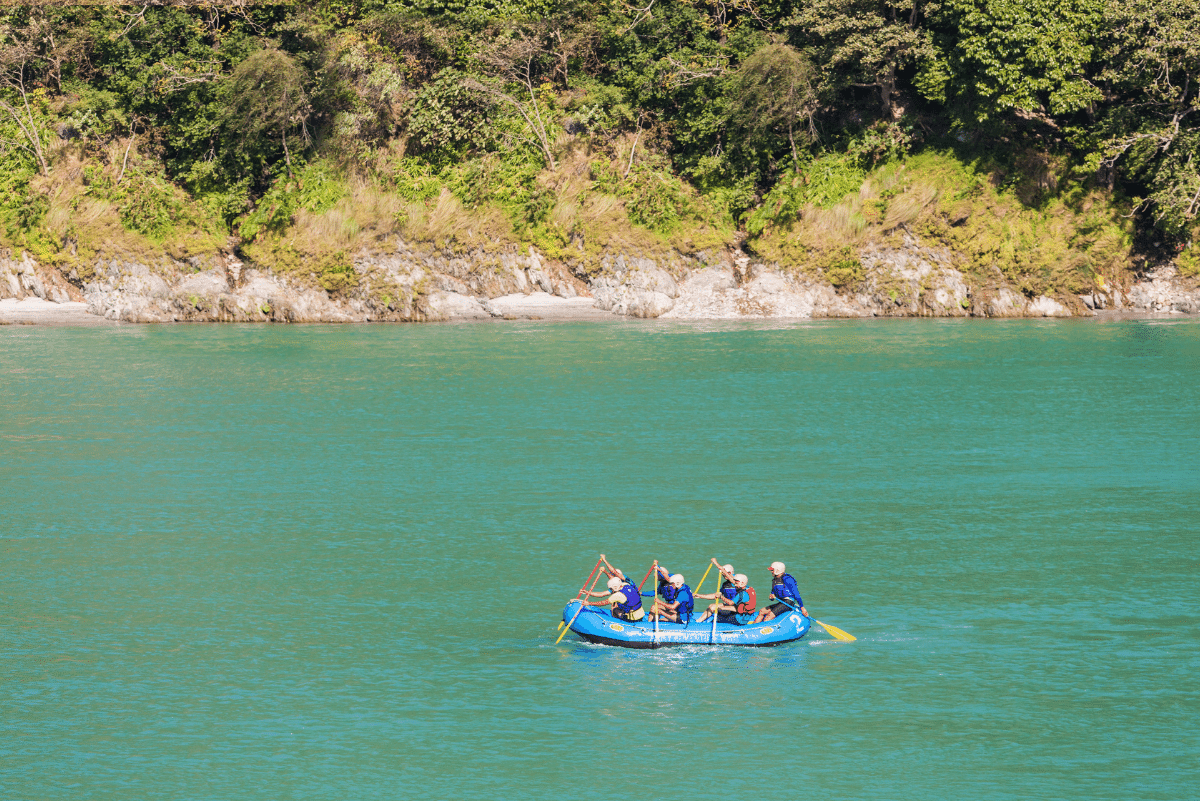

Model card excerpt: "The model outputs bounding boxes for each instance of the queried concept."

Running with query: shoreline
[0,298,121,327]
[5,245,1199,327]
[4,294,1196,328]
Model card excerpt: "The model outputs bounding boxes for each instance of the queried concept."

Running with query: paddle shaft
[764,592,855,641]
[708,557,727,643]
[555,562,605,645]
[637,563,655,592]
[694,562,713,597]
[652,561,659,646]
[557,555,603,631]
[774,597,855,641]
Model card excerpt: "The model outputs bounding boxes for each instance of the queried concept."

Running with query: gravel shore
[0,298,116,327]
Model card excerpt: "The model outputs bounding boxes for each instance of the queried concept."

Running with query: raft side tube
[560,600,809,648]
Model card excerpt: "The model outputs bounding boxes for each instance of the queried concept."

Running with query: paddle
[693,561,714,596]
[777,597,856,642]
[556,556,608,644]
[556,555,603,634]
[704,557,734,637]
[812,619,856,642]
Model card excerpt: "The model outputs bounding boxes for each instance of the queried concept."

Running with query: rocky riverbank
[3,237,1199,325]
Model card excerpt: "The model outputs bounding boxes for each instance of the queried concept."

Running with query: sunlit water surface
[2,318,1197,799]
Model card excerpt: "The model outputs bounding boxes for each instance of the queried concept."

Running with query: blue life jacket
[772,573,803,608]
[733,589,754,624]
[677,585,694,617]
[721,581,737,601]
[661,583,678,604]
[614,582,642,613]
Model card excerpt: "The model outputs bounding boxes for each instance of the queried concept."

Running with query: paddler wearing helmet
[582,574,646,621]
[752,561,807,623]
[647,571,694,623]
[646,563,676,618]
[698,570,756,625]
[694,562,738,622]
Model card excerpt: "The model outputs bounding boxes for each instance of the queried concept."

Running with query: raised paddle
[556,557,606,644]
[557,555,603,633]
[693,561,714,596]
[557,565,600,631]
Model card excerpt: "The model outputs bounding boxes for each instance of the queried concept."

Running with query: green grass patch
[747,148,1134,296]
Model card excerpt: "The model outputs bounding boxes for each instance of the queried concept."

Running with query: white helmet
[769,561,786,574]
[733,573,748,586]
[721,564,734,574]
[607,576,623,592]
[669,573,685,587]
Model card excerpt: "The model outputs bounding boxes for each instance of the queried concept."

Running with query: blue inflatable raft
[560,600,810,648]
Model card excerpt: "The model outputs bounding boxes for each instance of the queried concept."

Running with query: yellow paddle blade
[814,619,856,642]
[557,621,565,631]
[556,601,586,644]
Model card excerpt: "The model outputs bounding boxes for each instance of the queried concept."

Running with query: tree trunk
[880,62,896,119]
[281,125,292,178]
[0,66,49,176]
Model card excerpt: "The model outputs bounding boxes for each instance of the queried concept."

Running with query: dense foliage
[0,0,1196,278]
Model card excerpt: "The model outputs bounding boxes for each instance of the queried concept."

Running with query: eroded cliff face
[0,244,590,323]
[3,236,1199,323]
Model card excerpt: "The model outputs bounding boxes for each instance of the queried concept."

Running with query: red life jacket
[736,586,757,615]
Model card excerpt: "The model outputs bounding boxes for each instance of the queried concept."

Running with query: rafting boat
[560,599,810,648]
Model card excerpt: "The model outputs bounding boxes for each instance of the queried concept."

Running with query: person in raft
[698,572,756,624]
[646,564,668,617]
[648,571,694,623]
[752,561,807,623]
[694,562,737,621]
[582,575,646,621]
[647,564,676,618]
[716,562,736,602]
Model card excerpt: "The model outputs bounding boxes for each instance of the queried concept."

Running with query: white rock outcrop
[1028,296,1072,317]
[1126,267,1200,313]
[590,255,680,318]
[5,236,1200,324]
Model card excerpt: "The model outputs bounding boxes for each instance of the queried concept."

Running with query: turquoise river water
[2,318,1198,800]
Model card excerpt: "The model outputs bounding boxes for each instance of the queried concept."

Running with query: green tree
[0,9,65,176]
[788,0,935,120]
[727,43,818,166]
[468,26,560,168]
[933,0,1104,120]
[221,48,312,178]
[1093,0,1200,238]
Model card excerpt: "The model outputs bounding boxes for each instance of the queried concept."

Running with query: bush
[590,156,697,235]
[317,250,358,294]
[1177,242,1200,278]
[823,249,864,288]
[745,154,867,236]
[239,162,348,241]
[407,69,495,160]
[117,175,187,239]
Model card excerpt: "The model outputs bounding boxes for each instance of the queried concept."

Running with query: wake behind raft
[560,599,810,648]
